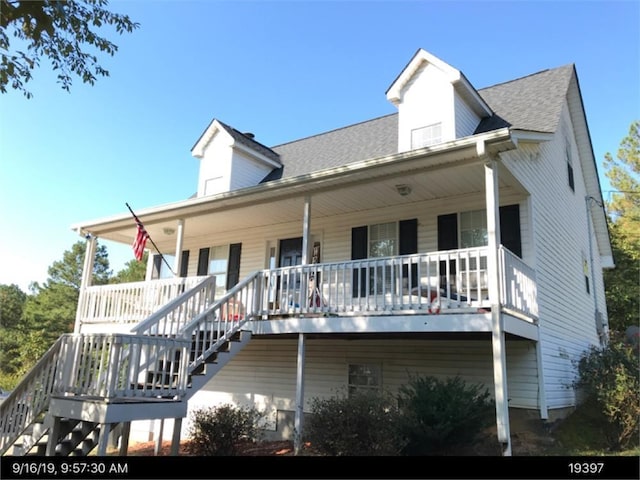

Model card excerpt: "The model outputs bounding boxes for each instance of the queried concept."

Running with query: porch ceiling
[73,133,525,251]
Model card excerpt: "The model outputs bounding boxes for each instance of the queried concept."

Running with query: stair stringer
[184,330,252,401]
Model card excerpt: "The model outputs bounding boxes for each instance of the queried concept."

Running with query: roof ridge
[479,63,575,91]
[271,112,397,149]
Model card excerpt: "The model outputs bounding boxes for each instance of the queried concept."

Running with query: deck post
[119,421,131,456]
[154,419,164,455]
[173,219,185,276]
[302,196,312,265]
[171,417,182,455]
[484,152,512,456]
[97,423,111,456]
[45,416,62,456]
[293,333,306,455]
[75,233,97,333]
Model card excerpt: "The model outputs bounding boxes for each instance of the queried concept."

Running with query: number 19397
[568,462,604,475]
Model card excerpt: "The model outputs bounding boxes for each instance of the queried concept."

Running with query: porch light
[163,227,176,235]
[395,184,412,196]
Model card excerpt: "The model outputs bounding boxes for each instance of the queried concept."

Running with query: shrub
[573,333,640,450]
[186,403,263,456]
[305,389,406,456]
[396,374,494,455]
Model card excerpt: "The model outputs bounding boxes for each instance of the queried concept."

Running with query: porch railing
[76,246,539,330]
[77,276,208,326]
[499,246,538,320]
[0,333,190,455]
[55,333,191,400]
[259,247,492,316]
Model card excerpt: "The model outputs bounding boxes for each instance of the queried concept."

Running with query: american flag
[132,218,149,261]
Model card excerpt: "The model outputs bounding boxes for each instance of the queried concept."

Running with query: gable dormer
[191,119,281,197]
[386,49,493,153]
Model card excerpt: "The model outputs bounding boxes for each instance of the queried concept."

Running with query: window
[411,123,442,149]
[459,209,487,248]
[151,254,176,279]
[369,222,397,294]
[209,245,229,297]
[351,220,417,297]
[369,222,397,257]
[348,363,382,397]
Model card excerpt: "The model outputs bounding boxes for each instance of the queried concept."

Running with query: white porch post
[173,219,185,276]
[484,152,512,456]
[293,333,306,455]
[301,196,311,265]
[75,233,97,333]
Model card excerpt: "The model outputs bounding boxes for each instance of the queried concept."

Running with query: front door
[278,237,303,307]
[279,237,303,267]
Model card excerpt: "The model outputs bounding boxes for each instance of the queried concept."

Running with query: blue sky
[1,0,638,292]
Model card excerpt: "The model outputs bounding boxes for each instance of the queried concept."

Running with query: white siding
[196,130,233,197]
[181,336,539,439]
[397,62,455,152]
[499,103,606,409]
[454,92,481,138]
[229,150,274,191]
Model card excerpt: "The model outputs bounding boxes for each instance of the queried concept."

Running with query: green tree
[0,283,26,329]
[0,0,139,98]
[111,251,148,284]
[603,120,640,333]
[41,240,111,290]
[0,284,28,384]
[20,241,111,365]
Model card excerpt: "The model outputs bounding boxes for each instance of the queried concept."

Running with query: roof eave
[71,128,515,236]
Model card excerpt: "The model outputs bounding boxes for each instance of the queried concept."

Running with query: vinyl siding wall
[454,92,482,139]
[499,103,606,409]
[183,336,539,438]
[229,150,274,191]
[178,191,532,282]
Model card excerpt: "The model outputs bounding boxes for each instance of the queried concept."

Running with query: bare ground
[116,425,556,457]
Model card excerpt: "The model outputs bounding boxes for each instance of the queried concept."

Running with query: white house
[0,48,613,457]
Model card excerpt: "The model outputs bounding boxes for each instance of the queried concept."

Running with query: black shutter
[437,213,458,250]
[197,248,210,276]
[226,243,242,289]
[437,213,458,286]
[180,250,189,278]
[351,226,368,297]
[499,204,522,258]
[399,219,418,289]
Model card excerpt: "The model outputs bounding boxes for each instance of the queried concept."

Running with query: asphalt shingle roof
[253,63,575,182]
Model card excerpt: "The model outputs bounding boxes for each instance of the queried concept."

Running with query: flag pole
[126,202,176,276]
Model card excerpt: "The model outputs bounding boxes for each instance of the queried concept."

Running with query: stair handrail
[177,271,263,373]
[132,275,217,337]
[0,336,65,455]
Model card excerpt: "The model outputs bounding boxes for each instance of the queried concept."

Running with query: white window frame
[348,363,382,397]
[411,122,442,149]
[208,244,229,297]
[368,222,398,295]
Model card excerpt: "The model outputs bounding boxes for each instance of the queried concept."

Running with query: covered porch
[72,130,543,455]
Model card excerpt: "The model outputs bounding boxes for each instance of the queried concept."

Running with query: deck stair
[0,273,259,456]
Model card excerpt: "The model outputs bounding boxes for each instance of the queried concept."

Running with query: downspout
[480,140,512,456]
[585,196,607,345]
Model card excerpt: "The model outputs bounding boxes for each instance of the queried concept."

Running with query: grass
[543,399,639,456]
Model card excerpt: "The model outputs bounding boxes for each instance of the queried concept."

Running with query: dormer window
[411,123,442,149]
